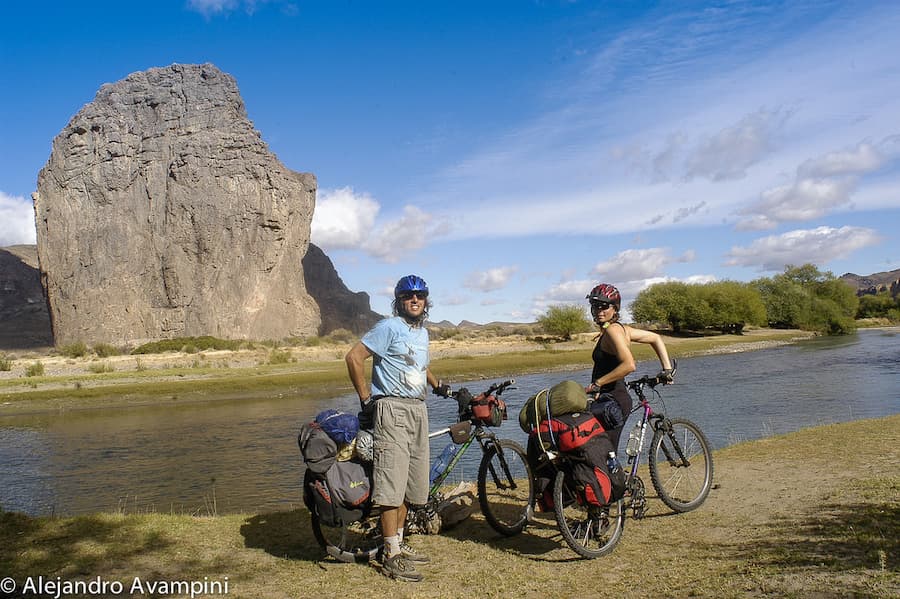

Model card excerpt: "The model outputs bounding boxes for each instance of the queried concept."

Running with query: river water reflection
[1,328,897,516]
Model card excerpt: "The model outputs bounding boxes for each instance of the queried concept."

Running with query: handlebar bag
[470,393,507,427]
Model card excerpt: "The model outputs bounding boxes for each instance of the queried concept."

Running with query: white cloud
[684,108,792,182]
[725,226,882,271]
[364,205,436,263]
[186,0,239,16]
[311,187,379,251]
[462,266,518,292]
[737,139,894,229]
[590,248,694,282]
[187,0,282,17]
[0,191,36,246]
[312,188,448,262]
[797,142,885,178]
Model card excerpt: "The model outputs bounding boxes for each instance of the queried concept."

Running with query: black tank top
[591,323,627,394]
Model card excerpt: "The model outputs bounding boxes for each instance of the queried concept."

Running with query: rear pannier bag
[571,460,613,506]
[573,434,626,505]
[325,459,371,509]
[298,421,338,474]
[304,472,363,528]
[534,411,605,453]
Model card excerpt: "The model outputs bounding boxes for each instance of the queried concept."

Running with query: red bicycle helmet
[587,283,621,311]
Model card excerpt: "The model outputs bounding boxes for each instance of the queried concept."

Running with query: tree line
[631,264,892,335]
[537,264,898,339]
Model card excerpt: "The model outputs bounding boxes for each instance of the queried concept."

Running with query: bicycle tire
[552,469,625,559]
[648,417,714,512]
[477,439,534,536]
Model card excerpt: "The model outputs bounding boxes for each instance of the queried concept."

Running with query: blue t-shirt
[361,316,430,399]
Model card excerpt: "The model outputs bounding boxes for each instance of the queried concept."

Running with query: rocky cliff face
[33,63,321,345]
[302,243,381,335]
[840,269,900,297]
[0,246,53,349]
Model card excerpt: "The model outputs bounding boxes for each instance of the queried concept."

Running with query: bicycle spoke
[477,439,533,536]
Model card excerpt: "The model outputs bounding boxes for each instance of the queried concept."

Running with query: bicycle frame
[621,364,714,517]
[426,424,482,495]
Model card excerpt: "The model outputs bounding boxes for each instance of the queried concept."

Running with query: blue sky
[2,0,898,325]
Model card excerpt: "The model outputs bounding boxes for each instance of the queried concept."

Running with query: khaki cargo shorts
[372,396,430,506]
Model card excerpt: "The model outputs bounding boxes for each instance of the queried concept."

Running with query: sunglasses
[399,292,428,301]
[590,301,613,311]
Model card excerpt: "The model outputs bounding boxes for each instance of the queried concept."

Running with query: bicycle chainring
[628,475,647,519]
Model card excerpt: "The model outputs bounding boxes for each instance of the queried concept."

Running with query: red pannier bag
[571,433,624,507]
[535,411,605,452]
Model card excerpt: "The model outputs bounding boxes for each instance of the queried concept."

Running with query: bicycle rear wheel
[648,417,713,512]
[477,439,534,536]
[552,469,624,559]
[305,470,381,563]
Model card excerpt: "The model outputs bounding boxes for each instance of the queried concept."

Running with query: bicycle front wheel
[648,418,714,512]
[552,469,625,559]
[477,439,534,536]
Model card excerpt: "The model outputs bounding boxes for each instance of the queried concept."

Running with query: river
[1,327,897,516]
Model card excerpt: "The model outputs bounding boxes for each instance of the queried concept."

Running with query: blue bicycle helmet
[394,275,429,297]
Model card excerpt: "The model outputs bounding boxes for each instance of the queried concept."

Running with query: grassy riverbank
[1,415,896,598]
[0,328,815,414]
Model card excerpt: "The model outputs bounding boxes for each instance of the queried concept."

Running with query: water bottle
[607,451,622,474]
[625,422,642,457]
[429,443,458,484]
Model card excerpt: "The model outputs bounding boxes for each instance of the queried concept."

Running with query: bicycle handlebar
[451,379,515,400]
[626,359,677,393]
[485,379,515,396]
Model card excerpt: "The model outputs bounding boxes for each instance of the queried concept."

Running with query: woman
[585,283,674,451]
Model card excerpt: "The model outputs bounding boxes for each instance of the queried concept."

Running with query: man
[345,275,449,582]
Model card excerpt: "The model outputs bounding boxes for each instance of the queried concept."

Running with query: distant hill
[840,268,900,297]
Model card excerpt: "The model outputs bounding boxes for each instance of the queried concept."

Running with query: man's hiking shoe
[382,554,424,582]
[400,542,430,564]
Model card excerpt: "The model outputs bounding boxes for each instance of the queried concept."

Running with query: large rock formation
[0,246,53,349]
[302,243,381,335]
[33,63,321,345]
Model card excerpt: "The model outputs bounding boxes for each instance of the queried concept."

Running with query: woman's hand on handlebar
[656,369,675,385]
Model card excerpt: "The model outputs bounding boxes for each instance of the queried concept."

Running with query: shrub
[93,343,120,358]
[131,336,241,354]
[25,362,45,377]
[537,305,592,340]
[0,355,11,372]
[326,328,356,344]
[87,362,115,374]
[60,342,88,358]
[268,349,292,365]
